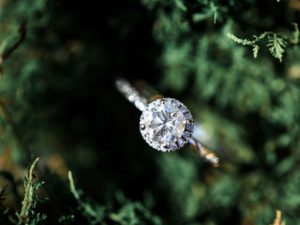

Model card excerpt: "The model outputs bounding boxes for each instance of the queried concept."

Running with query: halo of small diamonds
[139,98,194,152]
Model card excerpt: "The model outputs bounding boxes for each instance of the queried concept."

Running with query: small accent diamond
[183,131,192,140]
[185,123,193,131]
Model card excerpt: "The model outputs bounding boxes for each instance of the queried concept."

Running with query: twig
[0,21,27,72]
[0,23,30,155]
[1,22,27,61]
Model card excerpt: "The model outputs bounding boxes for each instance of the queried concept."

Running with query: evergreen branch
[227,32,269,46]
[227,32,289,61]
[109,201,161,225]
[68,172,162,225]
[68,171,106,225]
[228,24,300,62]
[227,33,256,46]
[17,158,40,225]
[267,34,287,62]
[227,32,269,58]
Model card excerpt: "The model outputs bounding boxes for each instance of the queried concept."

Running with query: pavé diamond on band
[115,78,219,166]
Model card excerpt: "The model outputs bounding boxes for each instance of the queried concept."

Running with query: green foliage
[141,0,300,224]
[227,32,267,58]
[68,171,162,225]
[0,0,300,225]
[68,171,106,225]
[192,1,221,24]
[267,34,287,62]
[17,158,46,225]
[228,31,291,62]
[227,23,299,61]
[108,194,162,225]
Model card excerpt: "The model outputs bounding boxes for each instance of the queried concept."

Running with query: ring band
[115,78,220,167]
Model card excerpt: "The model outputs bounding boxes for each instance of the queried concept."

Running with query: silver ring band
[115,78,148,112]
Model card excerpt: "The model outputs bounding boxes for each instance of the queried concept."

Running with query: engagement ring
[115,78,219,166]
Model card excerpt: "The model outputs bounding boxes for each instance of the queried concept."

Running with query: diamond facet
[139,98,194,151]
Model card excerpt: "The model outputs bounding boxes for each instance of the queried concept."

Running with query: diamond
[139,98,194,151]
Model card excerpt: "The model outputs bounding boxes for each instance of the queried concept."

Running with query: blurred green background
[0,0,300,225]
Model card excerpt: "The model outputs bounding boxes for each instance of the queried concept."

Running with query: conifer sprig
[267,34,287,62]
[68,171,106,225]
[227,23,299,62]
[17,158,46,225]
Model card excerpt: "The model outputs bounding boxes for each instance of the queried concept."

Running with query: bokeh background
[0,0,300,225]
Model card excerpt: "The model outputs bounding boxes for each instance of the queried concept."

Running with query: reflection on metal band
[189,138,219,167]
[115,78,148,111]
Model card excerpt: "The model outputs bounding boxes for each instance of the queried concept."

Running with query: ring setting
[139,98,194,152]
[115,78,219,166]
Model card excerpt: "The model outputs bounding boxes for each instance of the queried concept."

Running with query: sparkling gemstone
[139,98,194,151]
